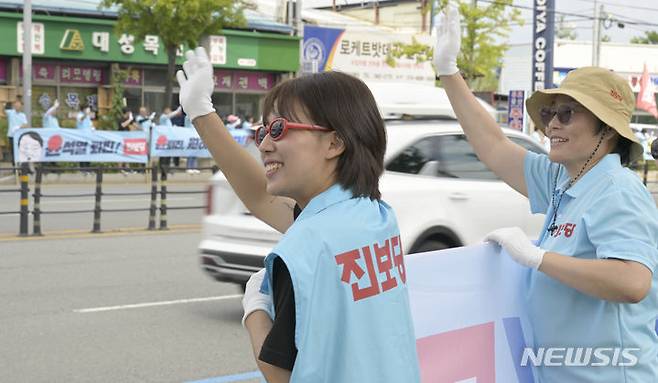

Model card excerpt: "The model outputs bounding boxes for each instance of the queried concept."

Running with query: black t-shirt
[258,204,301,371]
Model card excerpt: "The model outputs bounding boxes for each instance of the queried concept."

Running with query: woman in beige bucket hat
[434,5,658,382]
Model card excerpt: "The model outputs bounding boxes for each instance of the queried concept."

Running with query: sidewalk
[0,161,214,185]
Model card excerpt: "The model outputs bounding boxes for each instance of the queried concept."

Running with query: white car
[198,120,547,288]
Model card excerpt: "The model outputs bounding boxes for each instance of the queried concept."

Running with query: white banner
[408,244,535,383]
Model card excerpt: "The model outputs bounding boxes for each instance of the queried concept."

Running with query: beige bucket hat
[526,66,643,163]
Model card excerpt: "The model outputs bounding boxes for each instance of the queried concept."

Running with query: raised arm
[168,106,182,119]
[45,99,59,117]
[177,47,295,233]
[435,5,528,196]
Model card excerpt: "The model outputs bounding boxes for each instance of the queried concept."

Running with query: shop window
[144,91,168,114]
[213,92,233,119]
[123,87,142,113]
[144,69,169,87]
[235,93,262,121]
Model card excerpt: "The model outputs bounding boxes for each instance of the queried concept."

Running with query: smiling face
[544,95,617,176]
[258,103,342,208]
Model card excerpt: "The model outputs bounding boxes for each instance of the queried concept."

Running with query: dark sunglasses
[539,104,584,126]
[254,117,332,146]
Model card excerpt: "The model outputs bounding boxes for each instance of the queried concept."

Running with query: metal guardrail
[0,164,214,237]
[0,161,654,237]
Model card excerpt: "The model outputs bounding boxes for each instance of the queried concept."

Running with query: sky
[301,0,658,45]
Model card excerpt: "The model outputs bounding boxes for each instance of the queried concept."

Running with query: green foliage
[630,31,658,45]
[556,14,577,40]
[387,0,522,92]
[105,67,129,130]
[99,0,248,48]
[99,0,248,105]
[387,37,433,67]
[449,0,522,91]
[0,117,7,145]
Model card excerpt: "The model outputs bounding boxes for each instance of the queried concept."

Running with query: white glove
[128,111,134,121]
[149,112,156,120]
[241,268,273,327]
[485,227,545,269]
[433,4,461,76]
[53,99,60,109]
[176,47,216,122]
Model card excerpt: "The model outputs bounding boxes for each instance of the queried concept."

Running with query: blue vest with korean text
[263,184,420,383]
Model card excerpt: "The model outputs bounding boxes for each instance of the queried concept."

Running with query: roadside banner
[12,128,148,163]
[150,125,251,158]
[507,90,525,131]
[407,243,534,383]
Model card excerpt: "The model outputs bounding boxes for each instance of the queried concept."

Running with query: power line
[475,0,658,29]
[569,0,658,13]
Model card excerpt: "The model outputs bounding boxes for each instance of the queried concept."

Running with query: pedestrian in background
[183,113,199,174]
[434,6,658,382]
[135,106,155,132]
[158,106,183,169]
[117,108,136,175]
[42,99,61,129]
[5,99,28,164]
[76,104,94,174]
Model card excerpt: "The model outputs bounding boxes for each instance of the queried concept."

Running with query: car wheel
[413,240,450,253]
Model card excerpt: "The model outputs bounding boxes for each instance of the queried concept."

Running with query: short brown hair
[262,71,385,200]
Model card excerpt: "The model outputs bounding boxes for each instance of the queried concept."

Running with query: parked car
[198,119,547,288]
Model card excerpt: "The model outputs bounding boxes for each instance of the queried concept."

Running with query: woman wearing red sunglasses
[434,5,658,382]
[176,48,420,383]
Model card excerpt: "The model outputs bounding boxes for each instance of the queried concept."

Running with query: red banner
[636,63,658,118]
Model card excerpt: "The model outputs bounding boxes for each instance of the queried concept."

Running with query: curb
[0,224,201,242]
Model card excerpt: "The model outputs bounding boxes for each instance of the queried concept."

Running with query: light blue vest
[76,112,93,130]
[43,114,60,129]
[263,184,420,383]
[158,115,173,127]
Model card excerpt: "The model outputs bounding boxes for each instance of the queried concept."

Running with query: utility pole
[22,0,32,127]
[592,2,604,67]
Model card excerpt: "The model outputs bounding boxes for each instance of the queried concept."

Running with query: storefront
[0,11,300,127]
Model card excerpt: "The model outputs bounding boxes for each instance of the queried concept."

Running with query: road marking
[74,294,242,313]
[185,371,264,383]
[0,224,201,241]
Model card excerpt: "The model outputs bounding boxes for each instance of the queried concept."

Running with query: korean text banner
[150,126,251,158]
[407,244,535,383]
[13,128,148,164]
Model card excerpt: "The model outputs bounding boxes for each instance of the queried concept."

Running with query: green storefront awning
[0,11,300,72]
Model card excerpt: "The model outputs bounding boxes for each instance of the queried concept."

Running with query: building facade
[0,8,299,129]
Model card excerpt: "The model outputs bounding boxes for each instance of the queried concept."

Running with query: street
[0,231,261,383]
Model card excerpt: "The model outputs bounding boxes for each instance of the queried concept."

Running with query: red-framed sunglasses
[539,104,585,126]
[254,117,332,146]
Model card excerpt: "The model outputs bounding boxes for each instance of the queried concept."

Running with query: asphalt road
[0,231,263,383]
[0,181,207,237]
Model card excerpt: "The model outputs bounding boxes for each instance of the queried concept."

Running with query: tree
[99,0,248,108]
[109,65,128,129]
[630,31,658,45]
[387,0,522,91]
[556,15,577,40]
